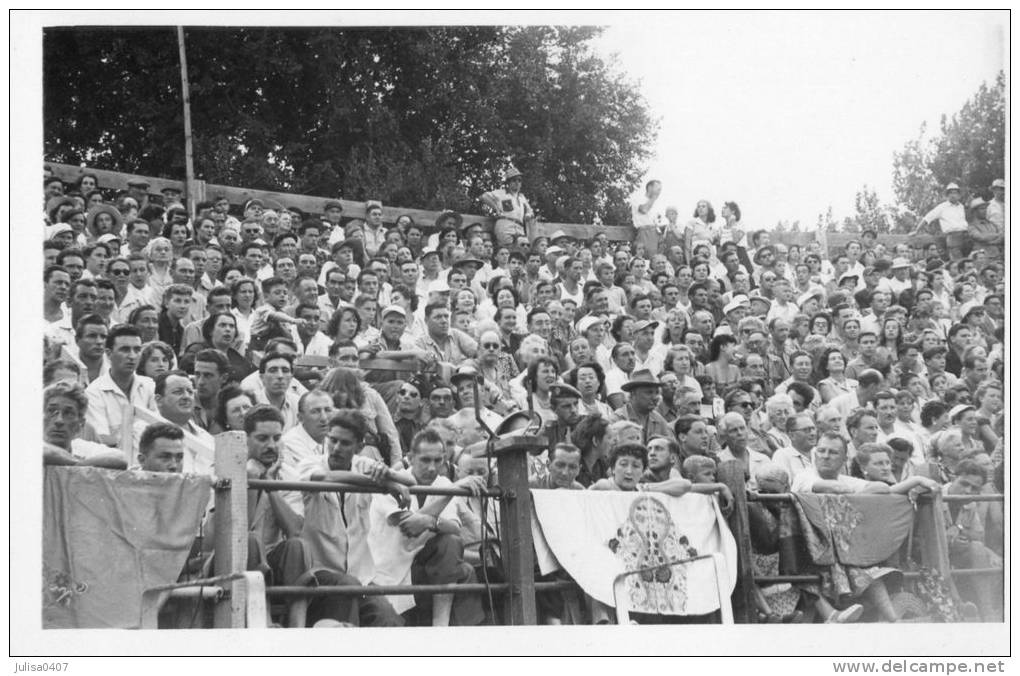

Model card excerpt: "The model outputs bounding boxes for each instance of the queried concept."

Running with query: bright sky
[593,10,1006,230]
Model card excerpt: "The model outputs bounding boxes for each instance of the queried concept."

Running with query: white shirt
[922,200,968,233]
[280,424,325,514]
[604,365,630,399]
[770,446,814,484]
[115,284,160,323]
[85,373,157,445]
[130,410,215,476]
[246,379,302,431]
[297,453,376,581]
[717,447,771,491]
[791,467,871,493]
[297,330,333,357]
[631,197,660,228]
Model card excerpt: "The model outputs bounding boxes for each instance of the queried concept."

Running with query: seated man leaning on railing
[790,431,941,623]
[43,380,128,469]
[942,459,1003,622]
[296,414,485,626]
[247,405,405,627]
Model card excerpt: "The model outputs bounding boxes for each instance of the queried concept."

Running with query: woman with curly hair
[878,317,904,363]
[212,385,255,434]
[514,355,559,423]
[610,314,636,346]
[137,341,176,379]
[685,199,718,259]
[230,277,260,353]
[327,305,362,346]
[815,346,858,403]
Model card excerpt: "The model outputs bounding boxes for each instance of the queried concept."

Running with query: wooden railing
[47,161,935,250]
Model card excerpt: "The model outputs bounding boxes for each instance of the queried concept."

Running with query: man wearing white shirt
[117,254,160,320]
[85,325,157,447]
[293,412,409,626]
[374,428,486,626]
[911,182,969,260]
[132,371,215,475]
[362,201,387,257]
[43,381,126,468]
[770,413,817,485]
[986,178,1005,230]
[631,179,662,228]
[246,352,302,431]
[293,303,333,357]
[278,390,336,513]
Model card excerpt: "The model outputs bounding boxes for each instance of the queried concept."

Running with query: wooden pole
[491,435,545,625]
[717,459,756,623]
[176,27,196,221]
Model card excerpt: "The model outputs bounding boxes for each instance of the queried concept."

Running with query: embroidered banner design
[531,490,737,615]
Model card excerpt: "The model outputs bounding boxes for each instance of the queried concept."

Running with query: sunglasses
[398,388,420,397]
[481,342,501,349]
[736,401,754,408]
[108,268,130,276]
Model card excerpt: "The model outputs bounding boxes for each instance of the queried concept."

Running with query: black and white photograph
[11,9,1010,663]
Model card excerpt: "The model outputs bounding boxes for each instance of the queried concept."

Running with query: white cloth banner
[530,490,737,615]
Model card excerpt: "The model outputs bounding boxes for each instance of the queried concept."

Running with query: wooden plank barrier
[47,161,939,254]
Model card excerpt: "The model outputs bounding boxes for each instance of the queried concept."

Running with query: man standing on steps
[911,182,969,260]
[481,166,534,246]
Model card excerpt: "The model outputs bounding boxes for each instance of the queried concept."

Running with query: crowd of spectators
[41,167,1005,625]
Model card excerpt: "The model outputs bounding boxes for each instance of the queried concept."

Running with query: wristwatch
[429,516,441,533]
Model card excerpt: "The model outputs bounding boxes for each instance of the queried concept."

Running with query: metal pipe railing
[747,492,1004,504]
[755,567,1002,586]
[265,580,578,599]
[247,479,504,499]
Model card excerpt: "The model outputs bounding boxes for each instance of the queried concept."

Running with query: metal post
[176,26,197,221]
[213,432,249,627]
[491,435,545,625]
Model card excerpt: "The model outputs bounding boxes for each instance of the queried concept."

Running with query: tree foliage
[44,26,658,223]
[891,71,1005,215]
[851,185,889,234]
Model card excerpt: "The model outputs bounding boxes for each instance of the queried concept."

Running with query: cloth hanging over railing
[530,490,737,616]
[43,466,212,628]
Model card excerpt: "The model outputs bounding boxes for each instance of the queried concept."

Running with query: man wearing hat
[126,178,151,213]
[631,318,665,374]
[161,185,184,208]
[967,196,1004,259]
[481,165,534,246]
[911,182,968,260]
[987,178,1005,231]
[752,245,777,280]
[721,296,750,334]
[609,369,675,443]
[548,229,578,257]
[323,199,344,230]
[887,257,914,298]
[366,306,437,384]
